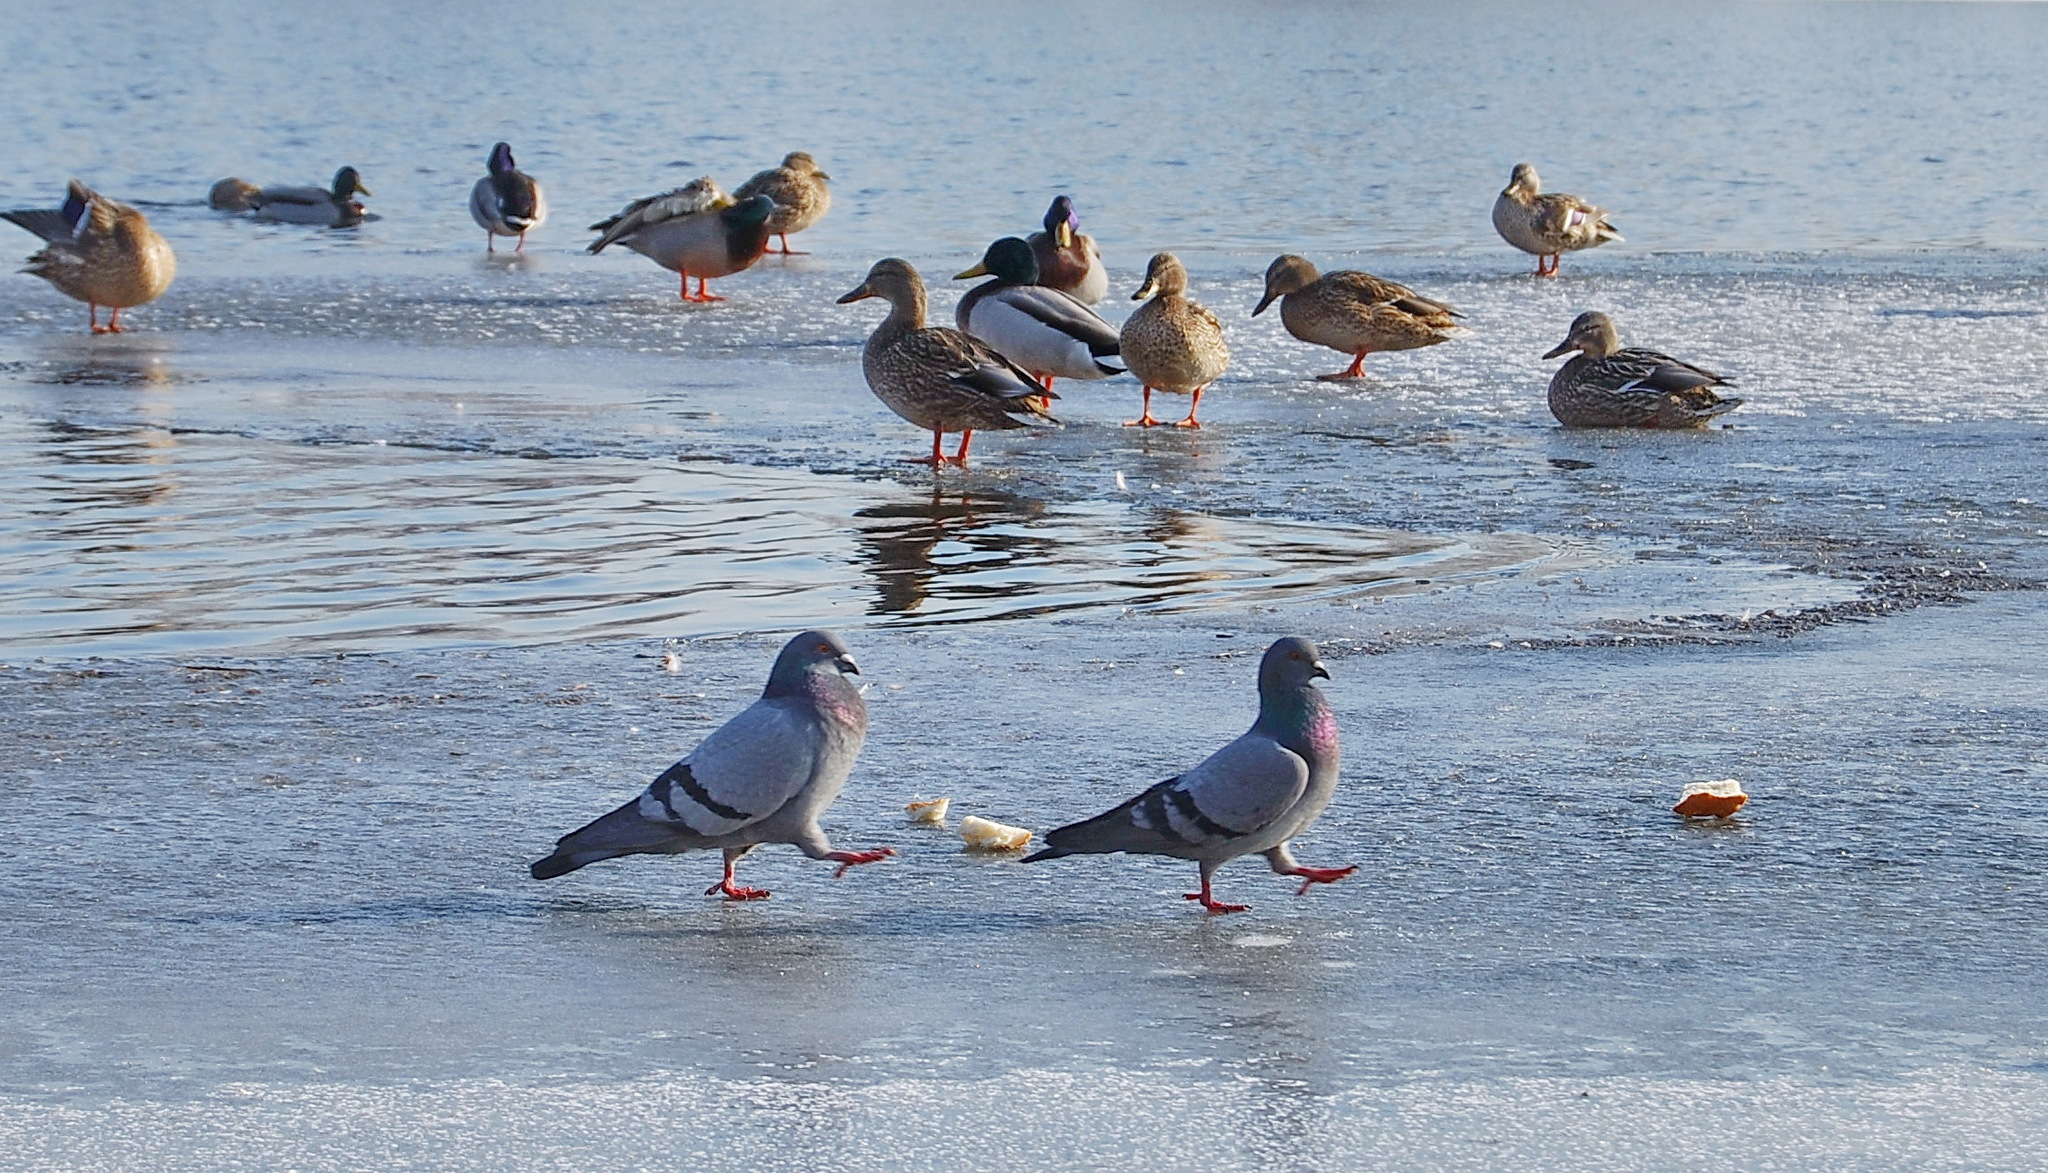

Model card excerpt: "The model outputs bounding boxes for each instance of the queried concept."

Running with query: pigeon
[1024,636,1354,913]
[529,630,893,899]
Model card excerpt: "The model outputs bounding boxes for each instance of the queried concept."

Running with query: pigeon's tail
[1020,845,1071,864]
[529,798,691,880]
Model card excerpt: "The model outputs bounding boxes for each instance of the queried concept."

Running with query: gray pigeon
[530,630,892,899]
[1023,636,1354,913]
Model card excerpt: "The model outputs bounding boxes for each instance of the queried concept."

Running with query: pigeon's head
[1259,636,1330,694]
[768,630,860,693]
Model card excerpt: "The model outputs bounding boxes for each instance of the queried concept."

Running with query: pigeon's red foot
[827,847,895,878]
[705,878,772,901]
[1183,892,1249,914]
[1285,864,1358,896]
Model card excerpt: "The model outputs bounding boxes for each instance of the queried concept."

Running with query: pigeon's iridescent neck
[1263,686,1336,760]
[797,671,868,732]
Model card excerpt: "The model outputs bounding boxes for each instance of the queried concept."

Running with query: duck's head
[332,167,371,199]
[1252,254,1319,316]
[1504,162,1540,198]
[1543,311,1621,360]
[837,257,923,307]
[1131,252,1189,301]
[955,236,1039,284]
[1043,195,1080,249]
[783,151,829,181]
[487,142,517,174]
[721,194,776,226]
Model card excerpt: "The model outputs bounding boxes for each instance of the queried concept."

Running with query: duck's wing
[1324,270,1462,320]
[1601,348,1731,396]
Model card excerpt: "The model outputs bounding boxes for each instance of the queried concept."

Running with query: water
[3,2,2048,1168]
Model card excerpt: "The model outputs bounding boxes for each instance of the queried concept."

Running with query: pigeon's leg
[705,847,771,901]
[824,847,896,878]
[1124,385,1162,428]
[951,430,974,463]
[1263,843,1357,896]
[1317,351,1369,381]
[1182,864,1248,914]
[1172,386,1205,428]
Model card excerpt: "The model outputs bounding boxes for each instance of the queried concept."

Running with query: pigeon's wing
[529,698,823,880]
[1029,730,1308,860]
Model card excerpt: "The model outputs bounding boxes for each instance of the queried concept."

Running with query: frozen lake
[3,1,2047,1168]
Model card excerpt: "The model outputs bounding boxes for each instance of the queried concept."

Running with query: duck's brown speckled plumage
[1253,255,1459,380]
[1119,252,1229,427]
[3,180,176,333]
[733,152,831,255]
[1542,312,1741,428]
[838,259,1058,463]
[1491,163,1621,276]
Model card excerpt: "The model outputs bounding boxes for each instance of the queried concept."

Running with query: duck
[1541,312,1741,428]
[249,167,372,227]
[3,179,176,334]
[1252,254,1461,380]
[207,178,262,212]
[732,151,831,255]
[1026,195,1108,305]
[1492,163,1621,277]
[837,258,1059,465]
[587,179,773,302]
[1119,252,1229,428]
[953,236,1122,392]
[469,142,547,253]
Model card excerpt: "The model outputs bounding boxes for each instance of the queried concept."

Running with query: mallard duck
[1492,163,1621,276]
[732,151,831,255]
[1252,255,1461,380]
[587,179,773,302]
[249,167,371,226]
[1026,195,1108,305]
[469,142,547,253]
[207,178,262,212]
[953,236,1122,392]
[837,258,1059,465]
[1119,252,1229,428]
[1541,312,1741,428]
[3,180,176,334]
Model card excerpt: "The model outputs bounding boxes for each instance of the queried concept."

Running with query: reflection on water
[0,426,1562,659]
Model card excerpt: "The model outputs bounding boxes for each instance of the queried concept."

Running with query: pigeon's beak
[835,282,874,304]
[1310,660,1331,680]
[836,655,861,676]
[953,261,990,280]
[1541,338,1577,360]
[1251,288,1279,317]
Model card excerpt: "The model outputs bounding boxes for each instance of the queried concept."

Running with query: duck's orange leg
[905,430,948,466]
[1317,351,1368,381]
[689,276,726,302]
[951,430,975,464]
[1124,385,1162,427]
[106,307,126,333]
[1172,386,1205,428]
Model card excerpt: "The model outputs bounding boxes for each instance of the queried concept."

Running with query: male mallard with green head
[1253,255,1460,380]
[1541,312,1740,428]
[3,180,176,334]
[838,258,1059,465]
[249,167,371,227]
[470,142,548,254]
[588,178,773,302]
[954,236,1122,393]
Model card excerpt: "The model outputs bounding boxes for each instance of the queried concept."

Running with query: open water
[2,2,2047,1168]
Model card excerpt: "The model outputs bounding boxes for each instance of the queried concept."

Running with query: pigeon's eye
[818,644,831,653]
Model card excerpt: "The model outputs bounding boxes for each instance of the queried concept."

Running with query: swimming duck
[469,142,547,253]
[732,152,831,255]
[249,167,371,226]
[954,236,1122,392]
[837,258,1059,465]
[3,180,176,334]
[1252,255,1461,380]
[1026,195,1108,305]
[587,179,773,301]
[1491,163,1621,277]
[1119,252,1229,428]
[207,178,262,212]
[1541,312,1741,428]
